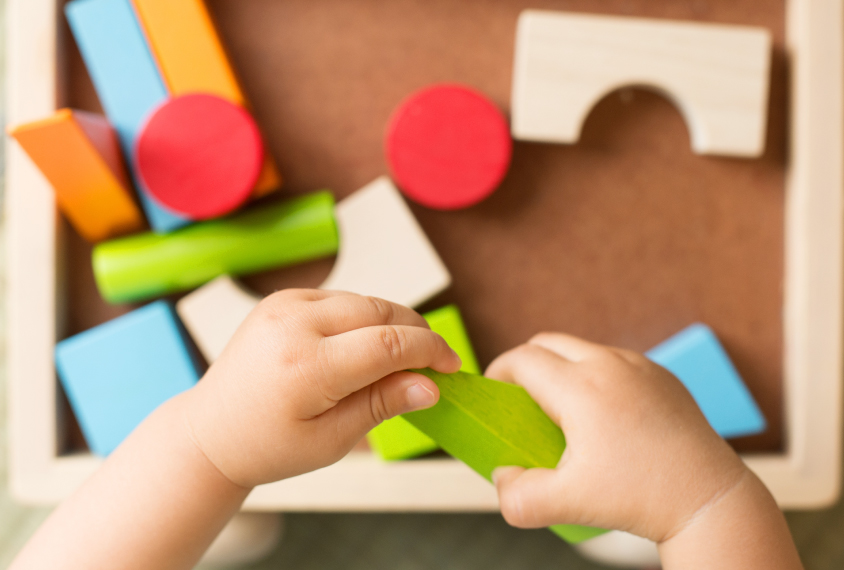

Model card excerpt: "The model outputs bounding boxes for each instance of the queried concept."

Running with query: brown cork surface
[61,0,786,454]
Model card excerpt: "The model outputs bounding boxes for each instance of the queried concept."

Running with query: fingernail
[406,382,437,411]
[492,466,517,486]
[451,349,463,368]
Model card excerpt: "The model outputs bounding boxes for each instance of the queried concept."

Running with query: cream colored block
[177,177,452,362]
[177,276,258,363]
[321,176,451,306]
[512,11,772,157]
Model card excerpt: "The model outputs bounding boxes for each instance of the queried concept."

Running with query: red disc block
[385,84,513,210]
[136,93,264,220]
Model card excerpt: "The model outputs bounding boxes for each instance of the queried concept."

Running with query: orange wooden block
[9,109,145,242]
[131,0,281,197]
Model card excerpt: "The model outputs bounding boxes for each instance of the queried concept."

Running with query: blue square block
[55,301,201,456]
[646,323,767,439]
[65,0,188,232]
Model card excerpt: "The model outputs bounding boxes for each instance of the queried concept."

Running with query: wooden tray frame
[6,0,843,511]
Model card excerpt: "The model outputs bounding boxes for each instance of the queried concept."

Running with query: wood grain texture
[512,11,772,156]
[404,369,605,543]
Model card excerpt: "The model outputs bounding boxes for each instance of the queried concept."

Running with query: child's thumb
[373,371,440,420]
[492,466,566,529]
[329,371,440,438]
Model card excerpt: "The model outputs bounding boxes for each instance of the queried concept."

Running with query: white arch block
[321,176,451,306]
[512,11,772,157]
[177,177,452,362]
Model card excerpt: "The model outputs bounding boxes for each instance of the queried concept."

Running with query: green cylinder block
[93,191,339,304]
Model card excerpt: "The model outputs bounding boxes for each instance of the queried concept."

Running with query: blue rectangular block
[55,301,202,456]
[647,323,767,439]
[65,0,188,232]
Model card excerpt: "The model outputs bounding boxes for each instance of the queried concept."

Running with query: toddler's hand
[183,290,462,488]
[486,333,749,543]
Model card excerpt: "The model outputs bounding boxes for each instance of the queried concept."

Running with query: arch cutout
[177,177,452,363]
[511,10,772,158]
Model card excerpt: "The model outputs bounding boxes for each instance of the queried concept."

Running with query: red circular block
[136,93,263,221]
[385,84,513,210]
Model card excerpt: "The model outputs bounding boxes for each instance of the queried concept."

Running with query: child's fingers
[325,371,440,441]
[527,332,608,362]
[485,344,575,422]
[309,295,429,337]
[264,288,349,305]
[316,325,461,403]
[492,466,575,529]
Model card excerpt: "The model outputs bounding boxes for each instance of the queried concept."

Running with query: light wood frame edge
[6,0,842,510]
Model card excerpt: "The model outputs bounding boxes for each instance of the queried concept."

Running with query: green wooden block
[423,305,481,375]
[403,369,608,544]
[366,415,440,461]
[367,305,480,461]
[93,191,338,304]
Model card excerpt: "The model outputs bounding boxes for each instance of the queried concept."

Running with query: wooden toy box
[7,0,843,513]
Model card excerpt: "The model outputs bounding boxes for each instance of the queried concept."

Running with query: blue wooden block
[55,301,201,456]
[65,0,188,232]
[646,324,767,439]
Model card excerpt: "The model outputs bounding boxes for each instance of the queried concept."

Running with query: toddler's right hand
[486,333,751,544]
[181,290,461,489]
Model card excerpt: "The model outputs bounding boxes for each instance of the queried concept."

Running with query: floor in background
[216,513,615,570]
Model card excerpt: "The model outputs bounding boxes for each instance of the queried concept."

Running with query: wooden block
[55,301,201,456]
[368,304,481,461]
[648,324,767,439]
[65,0,189,232]
[130,0,282,198]
[404,369,607,543]
[321,176,452,305]
[8,109,144,242]
[93,191,339,304]
[177,177,452,363]
[512,11,772,157]
[365,416,440,463]
[136,94,264,220]
[386,85,512,210]
[176,276,259,364]
[423,305,481,375]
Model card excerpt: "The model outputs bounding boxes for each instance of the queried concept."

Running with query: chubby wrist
[658,468,803,569]
[665,466,751,538]
[163,389,255,495]
[660,466,776,546]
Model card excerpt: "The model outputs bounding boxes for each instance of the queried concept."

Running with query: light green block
[366,415,440,461]
[403,369,608,544]
[367,305,480,461]
[423,305,481,375]
[93,191,339,304]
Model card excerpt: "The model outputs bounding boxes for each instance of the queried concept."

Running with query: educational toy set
[7,0,843,550]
